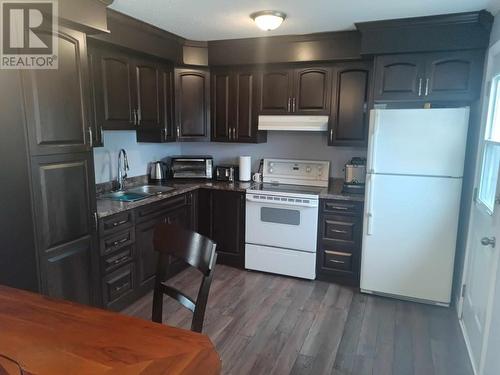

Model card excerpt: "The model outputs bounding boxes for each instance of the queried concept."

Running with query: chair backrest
[153,223,217,276]
[152,223,217,332]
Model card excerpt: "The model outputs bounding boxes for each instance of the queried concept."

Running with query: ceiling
[110,0,500,41]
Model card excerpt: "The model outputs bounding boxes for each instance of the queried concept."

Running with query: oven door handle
[246,195,318,208]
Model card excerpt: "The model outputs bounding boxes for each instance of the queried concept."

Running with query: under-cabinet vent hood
[258,115,329,131]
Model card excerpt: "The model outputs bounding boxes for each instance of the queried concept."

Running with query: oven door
[245,194,319,252]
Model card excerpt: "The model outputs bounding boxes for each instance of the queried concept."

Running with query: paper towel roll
[239,156,251,181]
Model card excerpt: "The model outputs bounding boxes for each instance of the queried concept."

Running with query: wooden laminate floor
[122,265,473,375]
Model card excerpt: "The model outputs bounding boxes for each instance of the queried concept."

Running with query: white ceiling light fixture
[250,10,287,31]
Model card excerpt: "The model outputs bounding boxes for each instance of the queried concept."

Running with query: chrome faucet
[117,149,129,191]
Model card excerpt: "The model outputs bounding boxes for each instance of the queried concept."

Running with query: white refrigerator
[360,108,470,306]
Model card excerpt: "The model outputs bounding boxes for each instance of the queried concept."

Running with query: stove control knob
[306,167,311,173]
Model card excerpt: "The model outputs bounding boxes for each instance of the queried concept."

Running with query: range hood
[258,115,329,131]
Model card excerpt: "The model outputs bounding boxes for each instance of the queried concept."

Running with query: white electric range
[245,158,330,280]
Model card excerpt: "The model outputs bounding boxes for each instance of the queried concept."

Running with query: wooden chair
[151,223,217,333]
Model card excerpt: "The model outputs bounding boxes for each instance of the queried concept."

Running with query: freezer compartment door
[245,244,316,280]
[361,174,462,304]
[368,108,469,177]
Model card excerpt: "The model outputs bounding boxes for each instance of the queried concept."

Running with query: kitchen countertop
[319,178,366,202]
[96,178,364,218]
[96,179,255,218]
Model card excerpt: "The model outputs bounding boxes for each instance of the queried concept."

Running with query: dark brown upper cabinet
[259,68,294,114]
[294,67,332,114]
[175,68,211,142]
[424,50,484,102]
[259,66,332,115]
[135,62,175,143]
[89,43,175,142]
[21,26,92,155]
[328,62,372,147]
[373,54,425,102]
[211,67,266,143]
[91,46,135,130]
[374,50,483,102]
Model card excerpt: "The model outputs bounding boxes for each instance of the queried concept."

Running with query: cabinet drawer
[323,250,352,272]
[136,194,189,222]
[324,218,355,242]
[100,228,135,256]
[322,199,362,215]
[100,211,134,235]
[102,245,134,274]
[102,263,135,308]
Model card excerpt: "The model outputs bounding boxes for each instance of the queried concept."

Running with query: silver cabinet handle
[330,128,334,142]
[418,78,423,96]
[232,128,236,141]
[176,126,180,138]
[292,97,296,112]
[287,97,291,112]
[481,237,496,248]
[162,128,167,141]
[425,78,430,96]
[331,229,348,234]
[137,108,142,125]
[100,126,104,144]
[93,212,98,231]
[87,126,93,148]
[132,109,137,125]
[228,127,232,140]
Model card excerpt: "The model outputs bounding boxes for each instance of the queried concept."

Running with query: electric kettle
[149,161,167,182]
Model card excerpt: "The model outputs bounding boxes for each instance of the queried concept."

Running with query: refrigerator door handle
[367,111,379,173]
[366,174,374,235]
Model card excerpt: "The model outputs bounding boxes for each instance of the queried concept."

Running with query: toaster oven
[170,156,213,179]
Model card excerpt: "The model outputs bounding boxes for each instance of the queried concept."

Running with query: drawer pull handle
[110,238,128,247]
[114,283,128,293]
[112,219,128,227]
[107,256,130,266]
[330,229,348,234]
[328,206,350,210]
[328,259,346,264]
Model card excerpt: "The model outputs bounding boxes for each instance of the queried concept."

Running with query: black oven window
[260,207,300,225]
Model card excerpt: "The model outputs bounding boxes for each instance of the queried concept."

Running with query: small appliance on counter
[169,156,213,179]
[215,165,239,182]
[342,157,366,194]
[239,156,251,181]
[149,161,167,183]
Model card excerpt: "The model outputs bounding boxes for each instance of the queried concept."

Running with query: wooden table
[0,285,220,374]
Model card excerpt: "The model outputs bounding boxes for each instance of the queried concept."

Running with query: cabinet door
[293,67,332,114]
[211,191,245,268]
[259,68,293,114]
[136,65,176,143]
[21,27,91,155]
[135,205,190,289]
[175,68,210,141]
[424,50,483,102]
[134,58,162,129]
[92,46,135,130]
[329,63,371,147]
[373,54,425,101]
[31,153,97,304]
[234,69,265,143]
[211,70,232,141]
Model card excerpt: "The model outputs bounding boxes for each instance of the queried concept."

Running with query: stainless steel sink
[100,185,176,202]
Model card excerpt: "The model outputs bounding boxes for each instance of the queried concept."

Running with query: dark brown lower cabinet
[30,152,98,305]
[97,192,194,310]
[197,189,245,268]
[316,199,363,286]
